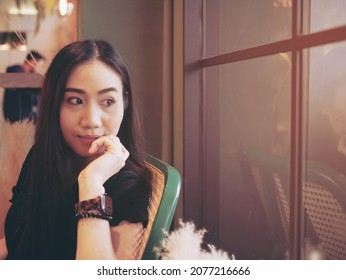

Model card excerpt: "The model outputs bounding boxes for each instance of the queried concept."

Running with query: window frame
[184,0,346,259]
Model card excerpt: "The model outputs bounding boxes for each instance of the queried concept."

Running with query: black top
[5,147,151,259]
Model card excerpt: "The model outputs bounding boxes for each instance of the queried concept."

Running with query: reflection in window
[306,43,346,259]
[215,54,291,259]
[207,0,292,55]
[311,0,346,33]
[308,43,346,176]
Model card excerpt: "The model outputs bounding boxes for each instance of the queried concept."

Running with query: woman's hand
[78,135,129,200]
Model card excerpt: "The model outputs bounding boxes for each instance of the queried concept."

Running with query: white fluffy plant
[156,220,234,260]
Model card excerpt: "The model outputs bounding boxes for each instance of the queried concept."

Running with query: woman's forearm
[76,176,116,260]
[0,237,8,260]
[76,218,116,260]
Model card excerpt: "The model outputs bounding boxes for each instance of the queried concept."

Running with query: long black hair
[17,40,151,258]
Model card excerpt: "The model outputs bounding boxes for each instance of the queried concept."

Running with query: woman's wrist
[78,171,105,201]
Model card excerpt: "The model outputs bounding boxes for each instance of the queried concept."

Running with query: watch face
[101,194,113,215]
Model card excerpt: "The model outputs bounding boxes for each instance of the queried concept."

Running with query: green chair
[139,155,181,260]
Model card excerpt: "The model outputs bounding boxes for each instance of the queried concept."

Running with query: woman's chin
[76,150,104,163]
[71,149,92,159]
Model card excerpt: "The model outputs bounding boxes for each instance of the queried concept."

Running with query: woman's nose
[80,104,102,128]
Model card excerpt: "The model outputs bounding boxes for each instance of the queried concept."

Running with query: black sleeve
[5,147,34,257]
[105,170,151,228]
[9,146,34,204]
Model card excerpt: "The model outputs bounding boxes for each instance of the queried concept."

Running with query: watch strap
[74,194,113,221]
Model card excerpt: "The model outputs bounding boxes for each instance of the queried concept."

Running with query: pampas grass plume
[157,220,234,260]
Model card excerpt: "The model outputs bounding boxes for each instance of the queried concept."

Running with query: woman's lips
[78,135,100,145]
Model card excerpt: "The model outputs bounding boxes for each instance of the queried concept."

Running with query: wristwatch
[74,193,113,221]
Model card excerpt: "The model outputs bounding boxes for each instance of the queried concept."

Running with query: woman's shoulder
[9,146,35,202]
[105,166,152,227]
[105,167,151,197]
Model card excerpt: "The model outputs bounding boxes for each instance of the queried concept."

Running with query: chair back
[304,161,346,259]
[239,149,290,258]
[138,155,181,260]
[240,148,346,259]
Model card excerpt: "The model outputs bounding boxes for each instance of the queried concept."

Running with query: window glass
[188,0,346,259]
[206,0,292,56]
[310,0,346,33]
[205,53,291,259]
[308,42,346,177]
[305,42,346,259]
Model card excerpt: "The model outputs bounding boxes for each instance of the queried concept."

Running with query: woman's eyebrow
[98,87,119,94]
[64,87,85,94]
[64,87,119,94]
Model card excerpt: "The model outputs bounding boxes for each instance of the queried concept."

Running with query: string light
[59,0,74,17]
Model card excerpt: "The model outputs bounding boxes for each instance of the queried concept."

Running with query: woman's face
[60,59,124,158]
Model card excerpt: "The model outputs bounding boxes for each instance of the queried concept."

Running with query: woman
[0,40,152,259]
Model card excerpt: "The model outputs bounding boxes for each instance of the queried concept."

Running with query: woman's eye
[102,99,115,107]
[67,97,83,105]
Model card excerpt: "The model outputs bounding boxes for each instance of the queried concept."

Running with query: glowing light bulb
[59,0,68,17]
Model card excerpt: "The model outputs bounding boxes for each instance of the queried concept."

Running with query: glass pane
[305,42,346,259]
[310,0,346,33]
[206,0,292,56]
[205,53,291,259]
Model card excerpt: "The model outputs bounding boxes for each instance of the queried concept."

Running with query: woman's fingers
[87,135,129,174]
[88,135,123,155]
[88,139,103,154]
